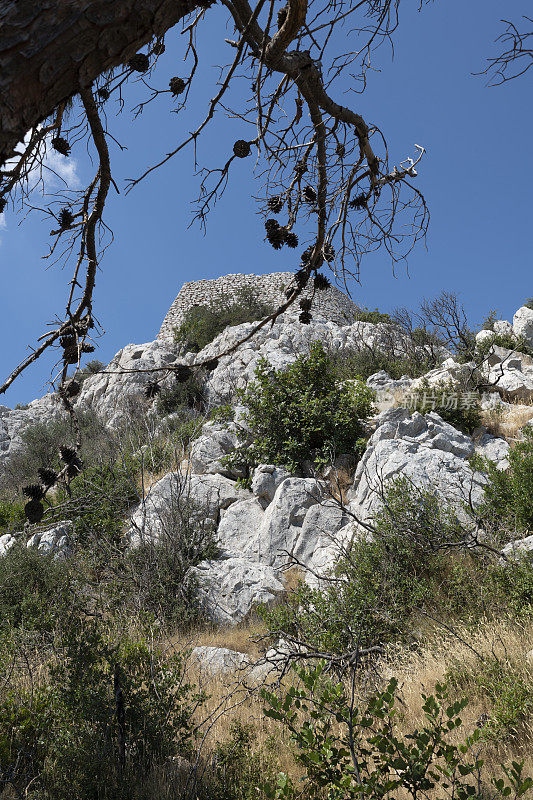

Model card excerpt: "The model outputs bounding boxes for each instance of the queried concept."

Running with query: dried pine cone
[81,344,95,353]
[299,298,312,312]
[299,311,312,325]
[23,484,44,501]
[51,136,71,156]
[265,219,284,250]
[303,185,317,203]
[349,193,367,210]
[38,468,58,487]
[153,42,166,55]
[300,246,313,265]
[97,87,110,101]
[25,500,44,524]
[294,268,308,288]
[203,358,219,371]
[267,196,283,213]
[323,242,335,263]
[282,229,298,248]
[277,5,288,27]
[233,140,251,158]
[128,53,150,72]
[294,160,307,177]
[145,380,161,399]
[63,346,79,365]
[169,77,186,96]
[58,208,74,229]
[59,445,77,464]
[314,273,331,291]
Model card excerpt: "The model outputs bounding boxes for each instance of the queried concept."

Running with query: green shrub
[478,427,533,535]
[262,664,532,800]
[524,298,533,310]
[155,372,207,415]
[354,306,393,324]
[0,496,26,532]
[228,342,374,475]
[476,331,533,358]
[0,544,74,633]
[56,461,139,548]
[174,288,275,352]
[0,617,199,800]
[406,379,482,434]
[212,721,278,800]
[330,346,437,381]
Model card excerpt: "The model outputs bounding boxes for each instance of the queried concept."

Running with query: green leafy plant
[213,721,278,800]
[354,306,393,324]
[227,342,374,476]
[476,331,533,359]
[262,663,533,800]
[478,427,533,535]
[174,287,275,352]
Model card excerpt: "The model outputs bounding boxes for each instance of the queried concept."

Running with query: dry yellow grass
[482,403,533,441]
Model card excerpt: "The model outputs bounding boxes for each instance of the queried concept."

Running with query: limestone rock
[410,358,475,390]
[188,422,242,477]
[191,646,250,675]
[192,556,284,625]
[475,433,510,470]
[348,409,485,529]
[251,464,293,506]
[501,535,533,562]
[26,521,72,559]
[513,306,533,348]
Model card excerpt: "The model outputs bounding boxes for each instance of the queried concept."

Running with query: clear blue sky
[1,0,531,407]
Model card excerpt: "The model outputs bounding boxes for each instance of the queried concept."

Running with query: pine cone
[300,246,313,265]
[63,346,79,365]
[349,193,367,210]
[314,273,331,291]
[145,380,161,399]
[294,160,307,177]
[277,5,288,27]
[25,500,44,524]
[299,311,312,325]
[58,208,74,229]
[282,229,298,248]
[51,137,71,156]
[81,344,95,353]
[299,298,312,312]
[303,185,317,203]
[294,268,308,288]
[203,358,219,371]
[233,140,251,158]
[169,77,186,96]
[265,219,284,250]
[59,445,77,464]
[23,484,44,501]
[38,468,58,488]
[267,196,283,213]
[97,87,110,101]
[128,53,150,72]
[323,242,335,263]
[153,42,166,55]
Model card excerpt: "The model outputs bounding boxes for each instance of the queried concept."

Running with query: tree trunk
[0,0,198,166]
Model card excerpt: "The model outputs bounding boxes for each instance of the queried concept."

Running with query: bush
[354,306,392,324]
[212,721,278,800]
[155,372,207,415]
[476,330,533,358]
[0,544,74,633]
[262,664,533,800]
[0,496,26,533]
[406,379,482,434]
[0,616,199,800]
[174,288,275,352]
[229,342,374,475]
[478,427,533,536]
[330,346,437,381]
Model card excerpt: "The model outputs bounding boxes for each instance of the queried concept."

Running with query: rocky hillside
[1,276,533,799]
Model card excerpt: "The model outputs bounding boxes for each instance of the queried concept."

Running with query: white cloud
[44,146,80,189]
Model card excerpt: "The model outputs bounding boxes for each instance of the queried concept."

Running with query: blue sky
[1,0,531,406]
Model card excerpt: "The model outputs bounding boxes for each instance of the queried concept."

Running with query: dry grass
[482,403,533,441]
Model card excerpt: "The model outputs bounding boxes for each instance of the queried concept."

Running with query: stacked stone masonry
[157,272,359,340]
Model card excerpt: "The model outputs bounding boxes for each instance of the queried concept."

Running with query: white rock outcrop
[513,306,533,348]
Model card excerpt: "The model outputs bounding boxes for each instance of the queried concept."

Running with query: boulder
[251,464,292,506]
[191,646,250,675]
[513,306,533,349]
[128,471,249,545]
[501,535,533,562]
[188,422,242,477]
[348,409,485,529]
[192,556,284,624]
[474,433,510,470]
[410,358,475,390]
[493,320,514,337]
[26,521,72,559]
